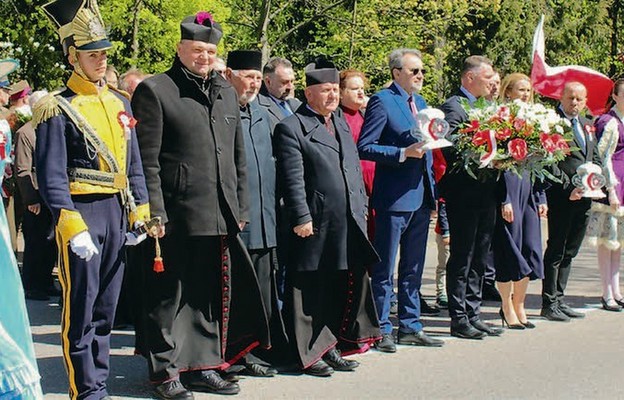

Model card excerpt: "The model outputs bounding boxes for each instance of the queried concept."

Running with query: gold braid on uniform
[32,93,61,128]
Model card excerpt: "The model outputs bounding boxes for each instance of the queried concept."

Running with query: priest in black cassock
[273,57,381,377]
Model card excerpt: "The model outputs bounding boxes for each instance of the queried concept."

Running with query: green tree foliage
[0,0,622,104]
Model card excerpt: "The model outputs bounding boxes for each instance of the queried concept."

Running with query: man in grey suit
[258,57,302,129]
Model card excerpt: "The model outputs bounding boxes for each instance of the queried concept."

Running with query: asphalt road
[29,223,624,399]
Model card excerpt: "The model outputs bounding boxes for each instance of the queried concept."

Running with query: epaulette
[108,85,131,100]
[32,92,61,128]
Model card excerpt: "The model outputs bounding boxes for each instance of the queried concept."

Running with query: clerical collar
[180,65,210,92]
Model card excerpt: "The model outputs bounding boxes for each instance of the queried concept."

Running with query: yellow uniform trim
[57,208,88,243]
[129,203,151,227]
[32,92,61,128]
[67,73,128,178]
[55,228,79,400]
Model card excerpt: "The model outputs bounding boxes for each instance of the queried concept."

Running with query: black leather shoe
[482,284,501,302]
[398,330,444,347]
[243,363,278,377]
[601,298,623,312]
[471,319,503,336]
[374,333,396,353]
[304,360,334,377]
[154,379,194,400]
[420,296,441,316]
[540,306,570,322]
[450,324,487,339]
[184,371,240,395]
[558,303,585,318]
[615,297,624,307]
[436,297,448,309]
[322,348,359,371]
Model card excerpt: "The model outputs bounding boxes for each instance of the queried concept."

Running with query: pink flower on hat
[196,11,214,25]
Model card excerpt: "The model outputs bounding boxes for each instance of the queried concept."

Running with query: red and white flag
[531,15,613,116]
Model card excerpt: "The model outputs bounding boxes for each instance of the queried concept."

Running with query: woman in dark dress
[494,73,546,329]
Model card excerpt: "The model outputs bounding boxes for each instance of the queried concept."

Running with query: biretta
[180,12,222,45]
[305,57,339,86]
[42,0,112,56]
[227,50,262,71]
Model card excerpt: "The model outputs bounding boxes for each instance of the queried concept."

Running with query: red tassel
[153,256,164,273]
[153,237,165,273]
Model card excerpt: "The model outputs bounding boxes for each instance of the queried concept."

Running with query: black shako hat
[305,56,339,86]
[42,0,112,56]
[180,11,222,45]
[227,50,262,71]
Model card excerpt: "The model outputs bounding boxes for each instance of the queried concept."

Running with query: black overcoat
[132,58,249,236]
[274,105,378,272]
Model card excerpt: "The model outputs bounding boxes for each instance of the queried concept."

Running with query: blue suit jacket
[357,82,435,212]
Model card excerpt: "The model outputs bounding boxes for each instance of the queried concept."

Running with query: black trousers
[542,190,590,308]
[21,206,56,292]
[445,200,496,327]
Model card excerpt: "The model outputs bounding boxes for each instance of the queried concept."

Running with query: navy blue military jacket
[239,100,277,250]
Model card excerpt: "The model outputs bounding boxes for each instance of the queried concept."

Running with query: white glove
[69,231,99,262]
[125,221,148,246]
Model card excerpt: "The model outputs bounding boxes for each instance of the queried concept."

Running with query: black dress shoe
[615,297,624,307]
[482,285,501,302]
[322,348,359,371]
[470,319,503,336]
[601,298,623,312]
[243,363,278,377]
[558,303,585,318]
[540,306,570,322]
[304,360,334,377]
[374,333,396,353]
[450,324,487,339]
[420,297,441,316]
[184,371,240,395]
[398,330,444,347]
[154,379,194,400]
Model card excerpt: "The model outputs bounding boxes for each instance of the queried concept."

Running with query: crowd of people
[1,1,623,400]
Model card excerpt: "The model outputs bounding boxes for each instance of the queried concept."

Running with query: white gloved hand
[69,231,99,261]
[125,221,148,246]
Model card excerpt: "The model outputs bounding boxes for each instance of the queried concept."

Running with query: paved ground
[29,223,624,399]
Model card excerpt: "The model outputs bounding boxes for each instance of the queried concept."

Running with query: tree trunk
[130,0,142,68]
[256,0,272,65]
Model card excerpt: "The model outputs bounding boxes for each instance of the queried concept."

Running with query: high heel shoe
[499,308,525,330]
[519,320,536,329]
[601,298,623,312]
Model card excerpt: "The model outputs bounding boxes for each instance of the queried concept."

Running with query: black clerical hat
[305,57,339,86]
[180,12,222,45]
[42,0,112,56]
[227,50,262,71]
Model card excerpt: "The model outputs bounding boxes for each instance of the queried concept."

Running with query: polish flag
[531,15,613,116]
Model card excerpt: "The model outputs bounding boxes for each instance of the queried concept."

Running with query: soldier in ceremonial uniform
[34,1,150,399]
[132,13,269,399]
[274,58,381,377]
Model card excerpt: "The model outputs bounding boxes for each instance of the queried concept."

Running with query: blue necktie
[572,118,586,153]
[279,100,292,116]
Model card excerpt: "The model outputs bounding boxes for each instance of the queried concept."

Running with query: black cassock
[274,105,380,368]
[131,60,269,383]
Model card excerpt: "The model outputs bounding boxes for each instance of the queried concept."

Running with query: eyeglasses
[399,67,426,75]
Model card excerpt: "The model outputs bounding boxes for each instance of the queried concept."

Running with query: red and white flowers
[454,98,574,181]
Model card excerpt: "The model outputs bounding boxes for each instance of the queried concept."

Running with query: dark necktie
[408,96,418,118]
[324,116,335,136]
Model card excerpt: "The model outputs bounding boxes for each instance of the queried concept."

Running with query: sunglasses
[399,67,426,75]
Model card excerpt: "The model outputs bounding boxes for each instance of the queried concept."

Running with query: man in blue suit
[358,49,443,352]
